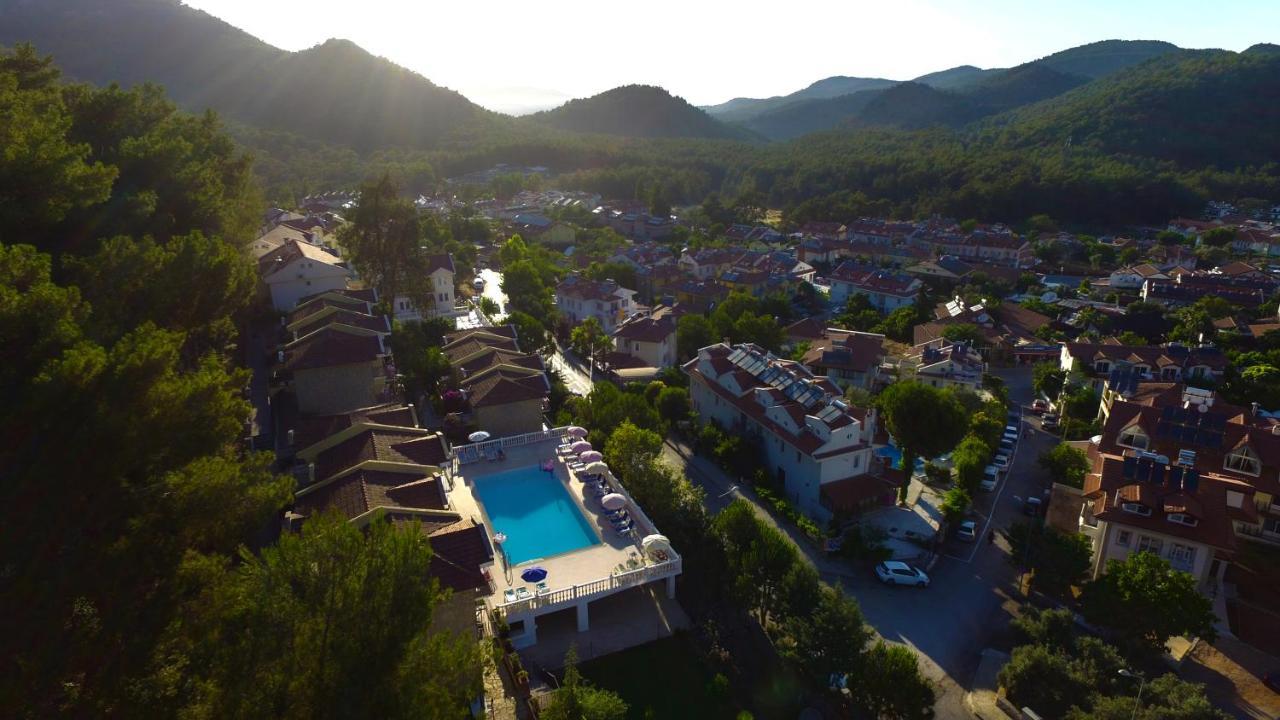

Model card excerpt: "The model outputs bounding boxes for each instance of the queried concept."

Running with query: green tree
[968,411,1004,449]
[713,500,800,626]
[1069,673,1230,720]
[1081,552,1218,656]
[852,641,936,720]
[1010,607,1076,652]
[953,435,993,493]
[998,644,1090,719]
[784,585,870,687]
[877,382,968,502]
[1201,226,1236,248]
[507,310,554,355]
[501,259,555,319]
[541,646,628,720]
[940,487,972,524]
[676,313,716,361]
[1032,361,1066,399]
[877,304,922,343]
[339,174,431,308]
[570,316,610,362]
[1005,524,1093,598]
[1038,444,1090,488]
[655,386,691,426]
[154,512,482,719]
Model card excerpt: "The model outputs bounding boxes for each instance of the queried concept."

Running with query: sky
[183,0,1279,113]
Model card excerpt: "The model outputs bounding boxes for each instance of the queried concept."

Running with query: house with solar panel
[1075,377,1280,593]
[684,343,893,520]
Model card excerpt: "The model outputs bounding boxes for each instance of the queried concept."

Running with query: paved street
[659,367,1053,718]
[548,343,595,396]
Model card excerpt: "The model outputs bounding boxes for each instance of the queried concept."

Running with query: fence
[495,556,683,618]
[452,427,570,464]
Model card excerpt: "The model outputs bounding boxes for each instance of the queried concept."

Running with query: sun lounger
[515,587,531,600]
[535,582,549,595]
[612,521,633,534]
[504,589,517,603]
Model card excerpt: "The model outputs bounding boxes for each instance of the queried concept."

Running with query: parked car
[1023,496,1044,517]
[1042,413,1060,430]
[1031,399,1049,414]
[1000,439,1016,456]
[994,454,1010,470]
[875,561,930,587]
[981,467,999,492]
[956,520,978,542]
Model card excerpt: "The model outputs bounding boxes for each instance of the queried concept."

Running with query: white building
[258,239,350,312]
[555,275,637,334]
[393,254,457,323]
[685,343,881,521]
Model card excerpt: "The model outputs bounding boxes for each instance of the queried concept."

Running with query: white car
[956,520,978,542]
[875,561,930,587]
[994,454,1010,469]
[980,467,999,491]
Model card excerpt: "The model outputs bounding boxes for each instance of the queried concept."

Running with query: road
[475,267,508,320]
[660,367,1053,719]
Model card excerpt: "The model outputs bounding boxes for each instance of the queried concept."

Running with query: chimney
[286,429,295,446]
[277,350,285,363]
[1252,402,1260,416]
[723,336,731,347]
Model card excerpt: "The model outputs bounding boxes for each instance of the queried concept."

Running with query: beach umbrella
[585,461,609,474]
[520,567,548,583]
[570,440,592,453]
[579,450,603,463]
[566,426,588,438]
[468,431,491,443]
[600,493,627,511]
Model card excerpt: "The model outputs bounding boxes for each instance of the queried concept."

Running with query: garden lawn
[577,633,737,719]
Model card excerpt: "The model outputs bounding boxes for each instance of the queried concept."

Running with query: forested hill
[981,48,1280,169]
[0,0,493,151]
[734,40,1182,140]
[702,75,898,124]
[528,85,759,140]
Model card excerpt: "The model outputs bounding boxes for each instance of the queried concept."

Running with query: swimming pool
[472,465,600,565]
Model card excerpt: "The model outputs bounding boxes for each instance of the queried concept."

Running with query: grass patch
[577,633,738,719]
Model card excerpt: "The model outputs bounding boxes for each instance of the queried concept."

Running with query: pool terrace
[447,428,682,649]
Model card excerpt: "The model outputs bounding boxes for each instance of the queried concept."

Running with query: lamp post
[1117,668,1146,720]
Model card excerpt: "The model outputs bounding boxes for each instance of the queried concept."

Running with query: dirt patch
[1182,639,1280,720]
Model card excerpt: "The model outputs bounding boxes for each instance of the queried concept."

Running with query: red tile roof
[284,326,384,372]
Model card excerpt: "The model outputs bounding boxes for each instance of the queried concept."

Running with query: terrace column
[666,575,676,599]
[576,600,590,632]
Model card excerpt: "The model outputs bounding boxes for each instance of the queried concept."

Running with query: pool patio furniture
[515,587,532,600]
[504,589,517,603]
[535,582,549,595]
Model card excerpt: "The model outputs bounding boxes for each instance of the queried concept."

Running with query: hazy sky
[184,0,1279,112]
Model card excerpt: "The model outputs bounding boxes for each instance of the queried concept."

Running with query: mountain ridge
[528,84,757,141]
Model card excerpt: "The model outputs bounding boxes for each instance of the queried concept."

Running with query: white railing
[451,427,570,464]
[495,556,683,618]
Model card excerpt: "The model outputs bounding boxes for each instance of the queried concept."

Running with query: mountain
[962,63,1089,112]
[912,65,1001,90]
[1031,39,1180,79]
[742,90,885,141]
[702,75,897,123]
[982,48,1280,169]
[528,85,756,140]
[0,0,492,151]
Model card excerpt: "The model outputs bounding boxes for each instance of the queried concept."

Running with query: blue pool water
[473,465,600,565]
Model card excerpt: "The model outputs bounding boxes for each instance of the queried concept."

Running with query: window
[1119,425,1149,450]
[1132,365,1150,378]
[1122,502,1152,517]
[1161,366,1179,381]
[1116,530,1132,547]
[1169,544,1196,569]
[1225,446,1261,476]
[1168,513,1199,527]
[1136,536,1163,554]
[1095,361,1111,373]
[1264,517,1280,534]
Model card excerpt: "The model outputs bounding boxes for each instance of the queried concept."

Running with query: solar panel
[1123,456,1137,479]
[1168,466,1184,489]
[1151,464,1165,486]
[1184,470,1199,492]
[1136,458,1152,483]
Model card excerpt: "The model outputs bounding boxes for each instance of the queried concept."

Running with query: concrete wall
[268,269,349,311]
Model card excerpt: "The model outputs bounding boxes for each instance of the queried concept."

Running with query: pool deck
[446,435,681,642]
